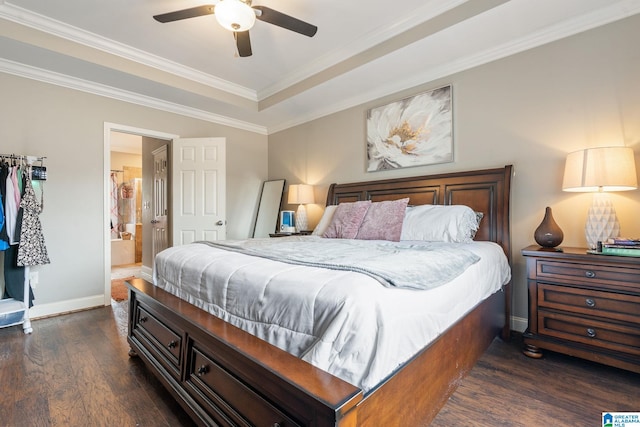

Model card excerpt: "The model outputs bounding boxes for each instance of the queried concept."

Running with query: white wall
[111,151,142,171]
[1,73,268,317]
[268,14,640,330]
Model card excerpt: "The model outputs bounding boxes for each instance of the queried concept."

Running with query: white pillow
[312,205,338,236]
[400,204,480,243]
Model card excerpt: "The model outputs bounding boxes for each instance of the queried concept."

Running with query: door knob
[216,220,224,226]
[151,219,158,224]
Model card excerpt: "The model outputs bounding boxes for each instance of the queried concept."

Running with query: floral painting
[366,85,452,171]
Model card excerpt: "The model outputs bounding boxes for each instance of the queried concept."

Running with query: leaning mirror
[252,179,285,238]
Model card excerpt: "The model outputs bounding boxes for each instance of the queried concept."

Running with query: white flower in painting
[367,87,452,171]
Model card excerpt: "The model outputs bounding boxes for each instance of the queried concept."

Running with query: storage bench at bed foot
[130,301,183,380]
[185,346,302,427]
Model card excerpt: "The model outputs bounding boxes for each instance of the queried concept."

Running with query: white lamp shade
[561,146,638,249]
[215,0,256,32]
[288,184,314,205]
[562,146,638,192]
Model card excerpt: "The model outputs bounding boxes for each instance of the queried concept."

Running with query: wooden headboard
[325,165,513,262]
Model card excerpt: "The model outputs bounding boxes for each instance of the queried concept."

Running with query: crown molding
[0,58,268,135]
[2,0,638,135]
[0,2,258,101]
[267,0,640,134]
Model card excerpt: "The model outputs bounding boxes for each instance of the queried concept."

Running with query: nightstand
[521,245,640,373]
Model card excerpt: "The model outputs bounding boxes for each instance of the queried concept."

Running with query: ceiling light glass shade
[215,0,256,32]
[288,184,314,232]
[561,146,638,249]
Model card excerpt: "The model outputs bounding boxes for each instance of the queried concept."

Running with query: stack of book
[600,238,640,257]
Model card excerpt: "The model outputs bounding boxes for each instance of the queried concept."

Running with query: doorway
[103,123,178,306]
[110,135,142,277]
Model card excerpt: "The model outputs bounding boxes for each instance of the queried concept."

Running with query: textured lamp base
[585,193,620,249]
[295,205,308,232]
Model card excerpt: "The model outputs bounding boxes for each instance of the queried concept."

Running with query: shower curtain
[110,172,119,238]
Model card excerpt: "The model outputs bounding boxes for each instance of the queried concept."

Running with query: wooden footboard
[127,278,507,426]
[356,283,505,426]
[127,278,362,427]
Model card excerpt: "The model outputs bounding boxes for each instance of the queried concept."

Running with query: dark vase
[534,206,564,248]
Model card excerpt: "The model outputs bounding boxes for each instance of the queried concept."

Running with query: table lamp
[288,184,314,232]
[562,146,638,249]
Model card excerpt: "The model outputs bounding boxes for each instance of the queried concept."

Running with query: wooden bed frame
[127,165,513,426]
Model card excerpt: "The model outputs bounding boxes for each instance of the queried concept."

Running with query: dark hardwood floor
[1,302,638,426]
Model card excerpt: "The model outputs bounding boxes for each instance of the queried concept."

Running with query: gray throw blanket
[197,237,479,290]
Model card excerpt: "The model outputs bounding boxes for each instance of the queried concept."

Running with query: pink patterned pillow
[322,200,372,239]
[355,198,410,241]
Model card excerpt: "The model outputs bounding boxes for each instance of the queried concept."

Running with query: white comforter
[153,237,511,393]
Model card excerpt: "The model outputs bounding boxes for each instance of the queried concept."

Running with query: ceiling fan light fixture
[215,0,256,32]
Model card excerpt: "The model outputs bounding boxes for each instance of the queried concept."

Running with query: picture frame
[366,85,453,171]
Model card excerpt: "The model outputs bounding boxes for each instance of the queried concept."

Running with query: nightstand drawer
[535,259,640,291]
[538,310,640,357]
[538,283,640,325]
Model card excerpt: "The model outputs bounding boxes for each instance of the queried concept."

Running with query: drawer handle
[139,316,148,323]
[585,298,596,308]
[584,270,596,278]
[197,364,209,377]
[167,340,178,349]
[586,328,597,338]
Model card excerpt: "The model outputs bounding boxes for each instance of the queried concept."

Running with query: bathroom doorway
[110,135,143,280]
[104,124,178,306]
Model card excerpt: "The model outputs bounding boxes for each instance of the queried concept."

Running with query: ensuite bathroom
[110,146,142,270]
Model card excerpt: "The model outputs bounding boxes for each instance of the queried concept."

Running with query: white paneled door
[152,145,169,260]
[172,138,226,245]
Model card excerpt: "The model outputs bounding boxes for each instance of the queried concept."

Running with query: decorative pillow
[312,205,338,236]
[322,200,372,239]
[400,204,480,243]
[355,198,410,241]
[471,212,484,239]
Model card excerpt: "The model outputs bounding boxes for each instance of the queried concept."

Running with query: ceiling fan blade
[153,5,215,23]
[253,6,317,37]
[234,31,253,57]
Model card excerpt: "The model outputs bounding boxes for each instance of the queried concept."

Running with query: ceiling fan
[153,0,318,57]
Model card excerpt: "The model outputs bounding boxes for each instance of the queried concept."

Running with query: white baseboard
[30,269,153,321]
[29,294,105,320]
[140,265,153,282]
[511,315,527,333]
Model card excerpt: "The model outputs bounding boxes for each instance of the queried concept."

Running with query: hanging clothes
[12,167,27,245]
[0,161,10,247]
[0,193,8,251]
[4,245,33,307]
[110,172,119,238]
[5,166,19,245]
[17,176,50,267]
[11,165,21,207]
[0,155,46,310]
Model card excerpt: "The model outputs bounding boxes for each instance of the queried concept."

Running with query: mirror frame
[252,179,285,238]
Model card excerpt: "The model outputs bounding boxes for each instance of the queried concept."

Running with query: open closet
[0,154,49,334]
